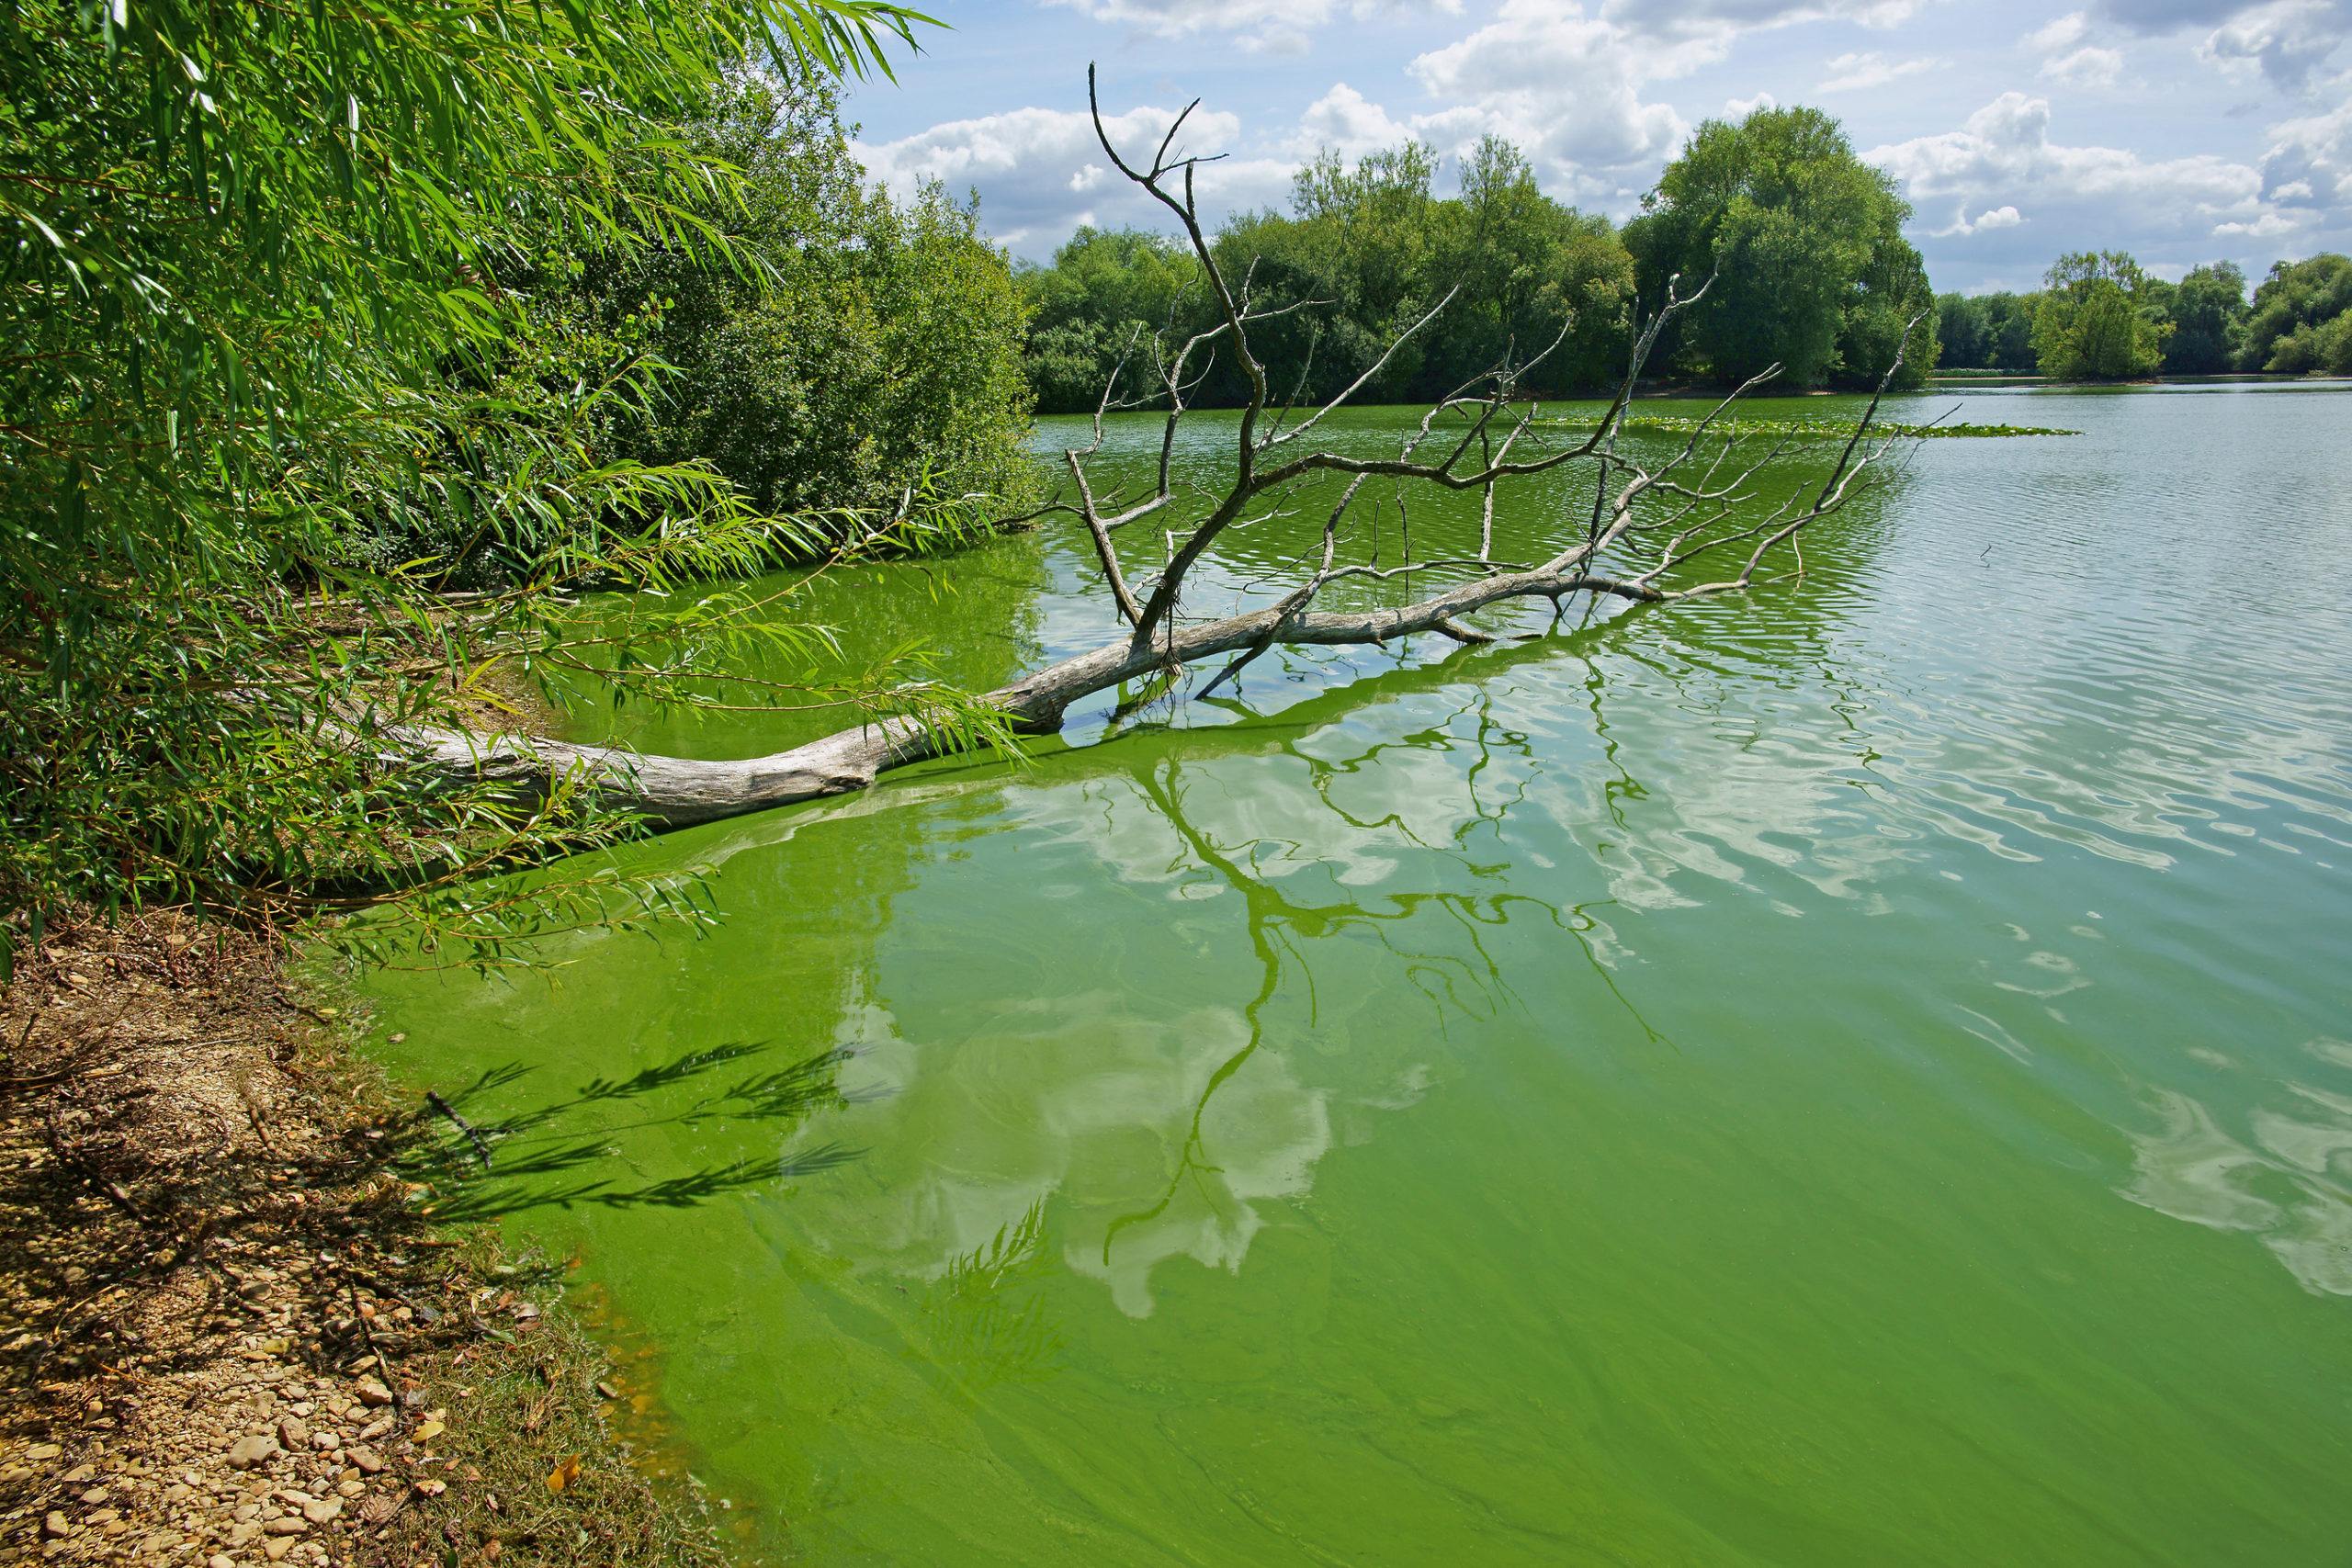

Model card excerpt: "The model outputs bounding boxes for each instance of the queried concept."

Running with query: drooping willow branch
[395,73,1926,829]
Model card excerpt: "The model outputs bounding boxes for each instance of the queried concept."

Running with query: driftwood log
[403,70,1922,833]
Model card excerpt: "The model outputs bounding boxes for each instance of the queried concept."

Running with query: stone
[25,1445,61,1462]
[229,1524,260,1546]
[209,1555,234,1568]
[352,1380,392,1407]
[138,1532,182,1555]
[300,1500,340,1525]
[225,1436,278,1470]
[356,1417,393,1443]
[79,1487,108,1505]
[345,1449,383,1475]
[262,1538,294,1562]
[40,1516,68,1540]
[335,1482,364,1499]
[277,1416,310,1448]
[264,1517,307,1536]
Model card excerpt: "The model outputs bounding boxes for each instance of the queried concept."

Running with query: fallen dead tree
[397,71,1925,832]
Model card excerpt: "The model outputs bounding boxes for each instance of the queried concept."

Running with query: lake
[360,383,2352,1565]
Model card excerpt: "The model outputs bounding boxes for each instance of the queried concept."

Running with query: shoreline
[0,910,724,1568]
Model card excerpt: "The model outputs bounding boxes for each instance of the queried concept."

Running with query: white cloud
[2023,10,2093,50]
[1815,50,1940,90]
[1400,0,1695,191]
[1288,83,1415,158]
[1871,92,2273,267]
[854,102,1289,253]
[1931,202,2027,235]
[1724,90,1780,116]
[2041,44,2128,82]
[2259,95,2352,209]
[2212,209,2302,232]
[2197,0,2350,90]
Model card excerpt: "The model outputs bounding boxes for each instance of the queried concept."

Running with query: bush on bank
[0,0,1024,968]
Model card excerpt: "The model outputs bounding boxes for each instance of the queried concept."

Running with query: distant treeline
[1939,252,2352,378]
[1019,105,1939,413]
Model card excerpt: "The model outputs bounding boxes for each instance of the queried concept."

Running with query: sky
[836,0,2352,293]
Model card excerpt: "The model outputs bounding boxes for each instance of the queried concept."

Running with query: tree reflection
[397,1041,865,1222]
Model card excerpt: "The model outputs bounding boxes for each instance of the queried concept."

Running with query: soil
[0,911,723,1568]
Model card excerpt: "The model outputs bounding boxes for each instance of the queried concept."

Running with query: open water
[362,384,2352,1565]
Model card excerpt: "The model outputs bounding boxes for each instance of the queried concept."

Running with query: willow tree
[401,72,1926,829]
[0,0,1029,970]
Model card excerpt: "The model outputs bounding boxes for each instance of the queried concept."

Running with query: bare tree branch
[396,91,1928,833]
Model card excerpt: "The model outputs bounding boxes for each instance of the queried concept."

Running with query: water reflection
[774,654,1676,1320]
[2120,1038,2352,1297]
[401,1042,863,1222]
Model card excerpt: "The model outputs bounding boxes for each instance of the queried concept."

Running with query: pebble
[225,1434,278,1470]
[277,1415,310,1448]
[264,1517,307,1536]
[353,1379,393,1407]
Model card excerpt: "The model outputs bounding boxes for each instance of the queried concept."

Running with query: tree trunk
[401,567,1657,829]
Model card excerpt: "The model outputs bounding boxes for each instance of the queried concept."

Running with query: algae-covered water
[361,387,2352,1565]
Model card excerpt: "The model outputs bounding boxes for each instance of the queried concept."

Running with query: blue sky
[839,0,2352,293]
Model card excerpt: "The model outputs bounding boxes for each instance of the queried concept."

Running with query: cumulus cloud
[1398,0,1694,193]
[1871,93,2277,269]
[2259,94,2352,209]
[854,102,1289,254]
[2088,0,2348,92]
[1815,51,1940,90]
[2019,10,2129,84]
[1287,83,1416,159]
[2198,0,2350,90]
[1930,202,2026,236]
[2023,10,2094,50]
[2042,44,2128,82]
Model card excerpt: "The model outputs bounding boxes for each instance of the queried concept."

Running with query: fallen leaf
[413,1420,445,1442]
[546,1455,582,1494]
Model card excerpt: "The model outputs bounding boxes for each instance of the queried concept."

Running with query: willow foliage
[0,0,1038,973]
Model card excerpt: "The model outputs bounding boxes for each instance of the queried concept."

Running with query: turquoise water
[364,385,2352,1564]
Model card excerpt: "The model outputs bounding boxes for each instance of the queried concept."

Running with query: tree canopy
[0,0,1046,969]
[2030,251,2172,380]
[1017,135,1635,413]
[539,71,1035,523]
[2240,254,2352,375]
[1623,105,1937,389]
